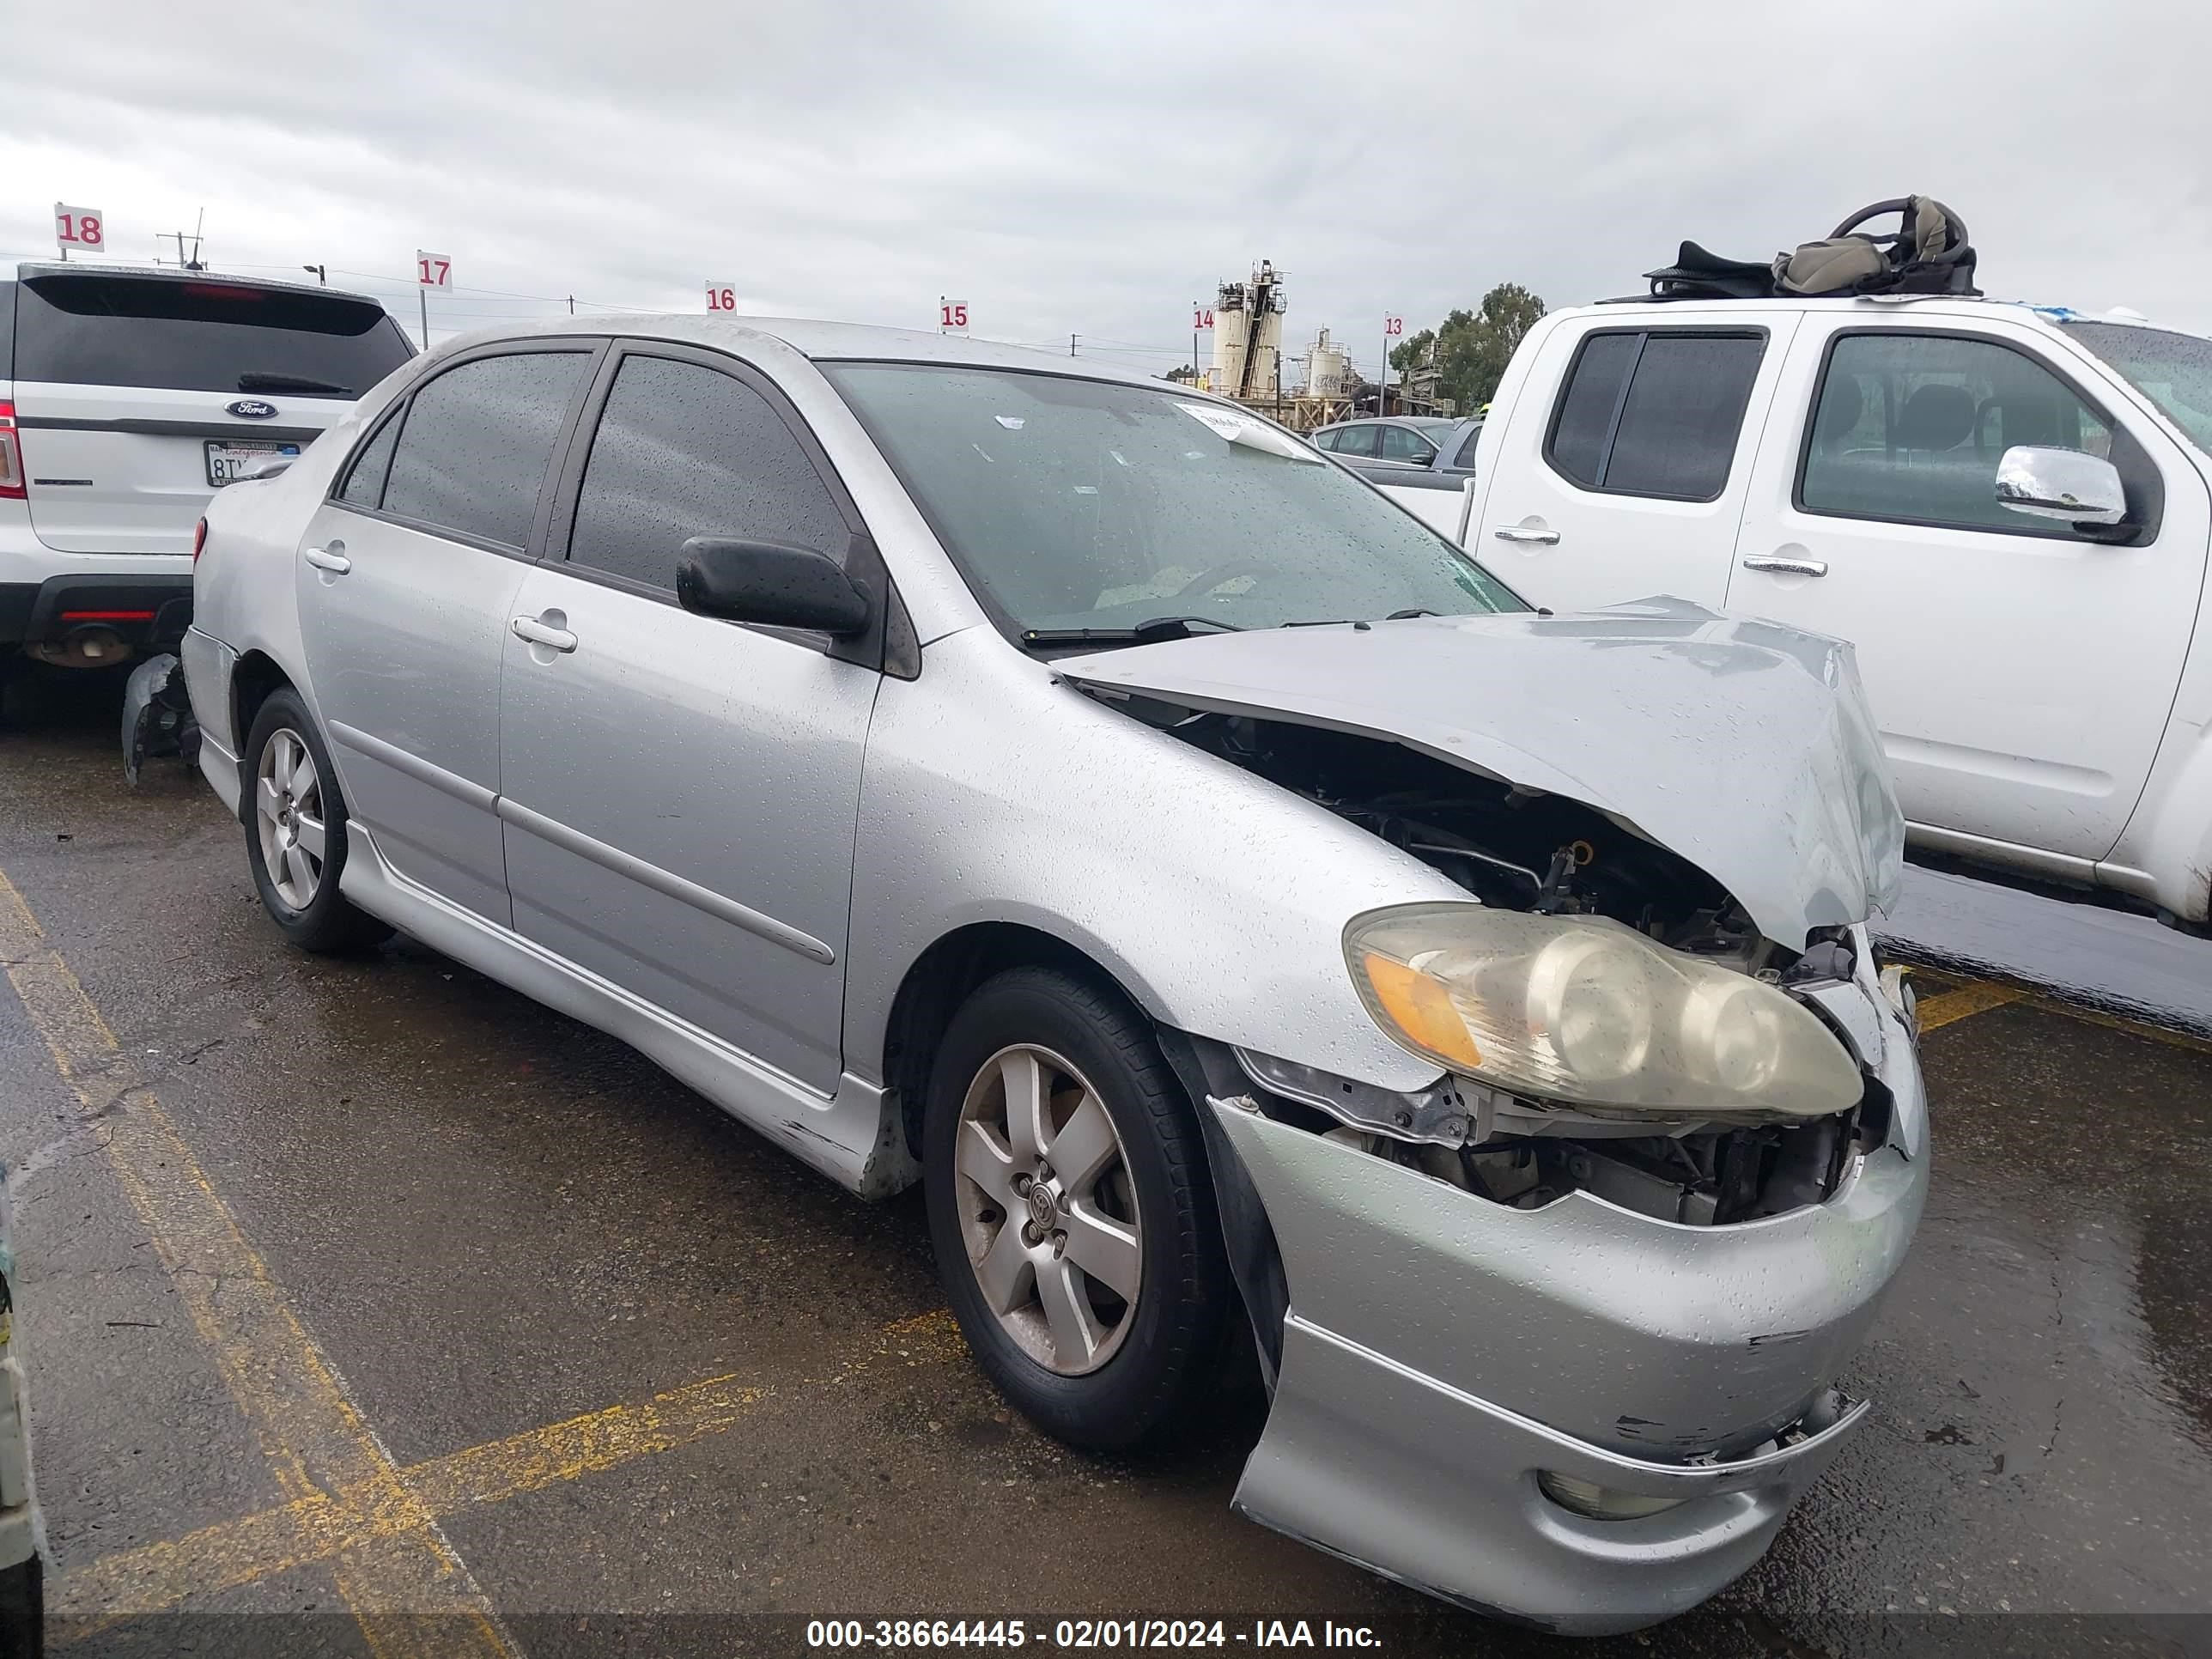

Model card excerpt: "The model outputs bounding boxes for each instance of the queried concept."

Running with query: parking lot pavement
[3,665,2210,1659]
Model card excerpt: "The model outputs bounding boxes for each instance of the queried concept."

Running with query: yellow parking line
[0,870,514,1658]
[56,1312,965,1635]
[1915,980,2028,1031]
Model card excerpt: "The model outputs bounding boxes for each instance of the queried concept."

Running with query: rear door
[9,270,413,555]
[297,343,599,924]
[497,344,883,1092]
[1727,317,2208,860]
[1470,312,1796,611]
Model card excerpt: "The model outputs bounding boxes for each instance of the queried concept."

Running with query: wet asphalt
[3,664,2209,1659]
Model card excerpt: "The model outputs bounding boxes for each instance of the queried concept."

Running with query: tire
[923,966,1230,1451]
[241,689,392,953]
[0,1554,41,1659]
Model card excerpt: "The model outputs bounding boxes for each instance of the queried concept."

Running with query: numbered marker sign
[416,252,453,289]
[939,301,969,334]
[706,282,738,313]
[1194,307,1215,330]
[55,204,106,254]
[1384,315,1404,337]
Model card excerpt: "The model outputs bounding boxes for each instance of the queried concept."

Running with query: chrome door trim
[326,719,498,812]
[1492,525,1561,545]
[495,796,837,965]
[1740,555,1829,577]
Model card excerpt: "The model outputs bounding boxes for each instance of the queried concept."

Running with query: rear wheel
[923,967,1229,1450]
[242,689,391,953]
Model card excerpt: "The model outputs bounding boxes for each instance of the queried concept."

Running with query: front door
[297,345,599,922]
[496,345,881,1092]
[1470,313,1796,611]
[1728,318,2208,861]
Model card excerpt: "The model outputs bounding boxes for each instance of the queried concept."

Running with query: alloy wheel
[953,1043,1143,1376]
[255,727,328,911]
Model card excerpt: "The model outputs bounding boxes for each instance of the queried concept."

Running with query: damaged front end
[1085,606,1927,1632]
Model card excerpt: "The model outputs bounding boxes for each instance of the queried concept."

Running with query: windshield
[822,362,1522,639]
[2063,320,2212,456]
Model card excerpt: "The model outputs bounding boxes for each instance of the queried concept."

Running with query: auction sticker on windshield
[206,440,301,486]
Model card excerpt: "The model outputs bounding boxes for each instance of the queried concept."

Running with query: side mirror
[676,537,872,637]
[1995,446,2127,528]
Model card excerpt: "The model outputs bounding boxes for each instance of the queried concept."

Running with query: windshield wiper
[237,371,355,396]
[1022,616,1244,646]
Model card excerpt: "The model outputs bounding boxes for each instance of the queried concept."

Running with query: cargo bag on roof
[1644,197,1980,302]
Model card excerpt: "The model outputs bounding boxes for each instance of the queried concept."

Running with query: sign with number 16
[706,282,738,312]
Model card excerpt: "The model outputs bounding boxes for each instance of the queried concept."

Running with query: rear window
[1546,329,1765,501]
[13,273,413,396]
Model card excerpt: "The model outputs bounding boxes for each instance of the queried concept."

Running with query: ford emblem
[227,398,279,420]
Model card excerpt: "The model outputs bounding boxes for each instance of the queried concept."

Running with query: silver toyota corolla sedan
[183,318,1927,1633]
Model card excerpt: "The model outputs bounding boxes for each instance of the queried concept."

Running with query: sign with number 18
[55,204,106,254]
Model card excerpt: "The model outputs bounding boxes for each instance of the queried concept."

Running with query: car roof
[1318,414,1477,433]
[442,313,1179,390]
[7,259,386,308]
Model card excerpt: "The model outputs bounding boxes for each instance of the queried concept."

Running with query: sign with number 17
[416,252,453,289]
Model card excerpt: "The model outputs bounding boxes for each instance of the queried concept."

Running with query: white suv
[1,263,412,679]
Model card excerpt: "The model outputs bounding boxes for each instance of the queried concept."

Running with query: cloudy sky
[7,0,2208,380]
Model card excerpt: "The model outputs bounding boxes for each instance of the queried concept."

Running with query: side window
[1449,426,1484,471]
[335,410,402,508]
[1377,425,1437,464]
[1312,428,1345,452]
[1331,424,1380,459]
[1801,333,2117,536]
[381,351,592,550]
[1545,330,1765,501]
[567,354,850,592]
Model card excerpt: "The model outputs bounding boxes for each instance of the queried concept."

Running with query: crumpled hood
[1056,598,1905,948]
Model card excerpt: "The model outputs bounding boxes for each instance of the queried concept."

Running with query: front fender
[843,626,1463,1092]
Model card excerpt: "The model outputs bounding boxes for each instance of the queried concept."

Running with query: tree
[1389,283,1546,412]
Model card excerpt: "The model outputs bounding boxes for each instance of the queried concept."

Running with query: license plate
[205,441,301,487]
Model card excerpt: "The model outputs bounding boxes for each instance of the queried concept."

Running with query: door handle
[1741,555,1829,577]
[1492,525,1560,545]
[510,615,578,653]
[303,544,350,574]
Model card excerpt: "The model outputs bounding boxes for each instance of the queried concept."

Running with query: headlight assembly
[1345,904,1863,1121]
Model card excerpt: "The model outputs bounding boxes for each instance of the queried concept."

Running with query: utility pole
[1378,325,1389,418]
[1069,333,1077,357]
[301,264,326,285]
[1192,302,1200,386]
[162,211,207,272]
[568,295,575,315]
[419,288,430,352]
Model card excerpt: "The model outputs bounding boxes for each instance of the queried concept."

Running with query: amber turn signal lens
[1360,951,1482,1073]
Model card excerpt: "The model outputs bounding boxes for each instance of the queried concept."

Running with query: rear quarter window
[14,273,413,395]
[0,281,15,381]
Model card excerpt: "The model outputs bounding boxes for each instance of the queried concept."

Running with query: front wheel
[241,689,392,953]
[923,967,1230,1451]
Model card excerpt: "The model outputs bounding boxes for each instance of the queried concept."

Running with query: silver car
[184,319,1927,1634]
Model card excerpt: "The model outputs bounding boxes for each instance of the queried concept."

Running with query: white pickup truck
[1444,294,2212,930]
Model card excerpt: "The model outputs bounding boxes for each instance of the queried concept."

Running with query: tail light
[0,403,24,501]
[192,516,210,563]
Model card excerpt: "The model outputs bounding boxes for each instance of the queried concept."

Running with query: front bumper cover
[1195,990,1929,1634]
